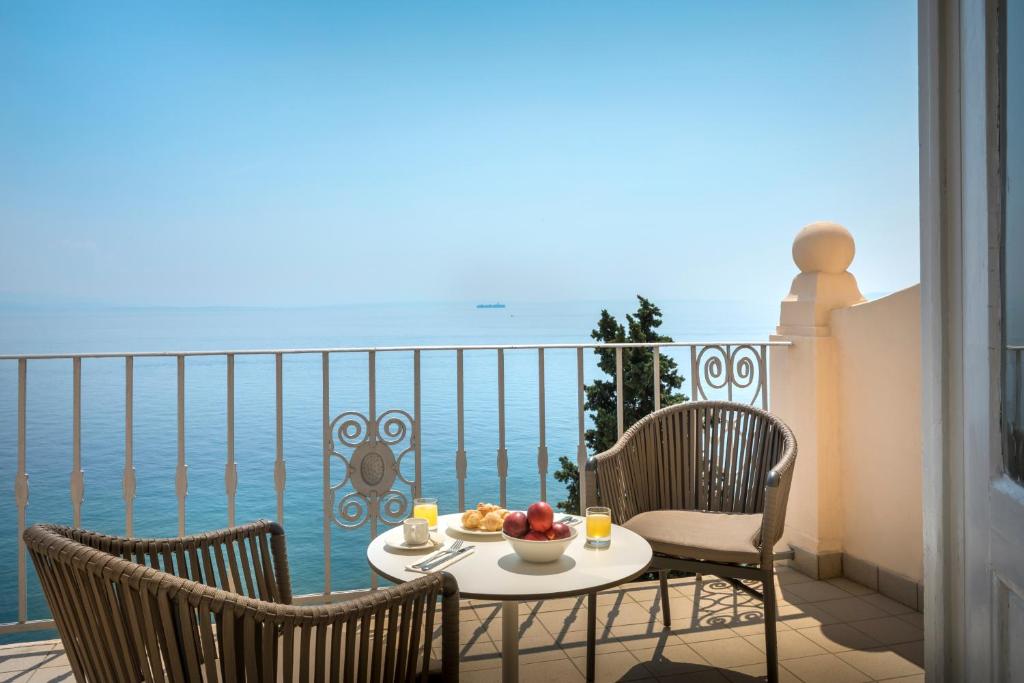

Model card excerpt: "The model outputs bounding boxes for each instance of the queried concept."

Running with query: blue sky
[0,1,919,307]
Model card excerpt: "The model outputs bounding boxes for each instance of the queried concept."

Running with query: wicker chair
[24,520,459,682]
[585,401,796,683]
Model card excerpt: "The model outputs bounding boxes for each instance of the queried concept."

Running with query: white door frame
[920,0,1024,679]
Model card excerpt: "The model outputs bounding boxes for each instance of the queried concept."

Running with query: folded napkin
[406,547,475,574]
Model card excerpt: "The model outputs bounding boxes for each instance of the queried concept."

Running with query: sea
[0,299,776,641]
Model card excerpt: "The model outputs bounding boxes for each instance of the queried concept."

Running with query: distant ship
[476,303,506,309]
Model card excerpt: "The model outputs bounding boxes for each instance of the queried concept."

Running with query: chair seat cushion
[623,510,763,564]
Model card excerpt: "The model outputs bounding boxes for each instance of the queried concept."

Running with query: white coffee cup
[403,517,429,545]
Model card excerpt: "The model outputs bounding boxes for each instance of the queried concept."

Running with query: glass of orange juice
[585,506,612,548]
[413,498,438,529]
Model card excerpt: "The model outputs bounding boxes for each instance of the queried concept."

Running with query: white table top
[367,513,653,600]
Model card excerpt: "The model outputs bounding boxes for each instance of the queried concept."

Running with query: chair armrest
[759,442,798,564]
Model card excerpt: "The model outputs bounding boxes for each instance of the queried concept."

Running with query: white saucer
[383,528,444,552]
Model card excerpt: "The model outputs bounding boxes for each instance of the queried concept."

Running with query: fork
[412,539,464,569]
[558,515,583,526]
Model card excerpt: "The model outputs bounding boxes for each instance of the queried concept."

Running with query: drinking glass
[413,498,438,528]
[585,506,612,548]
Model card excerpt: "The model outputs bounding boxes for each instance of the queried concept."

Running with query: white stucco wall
[830,284,923,582]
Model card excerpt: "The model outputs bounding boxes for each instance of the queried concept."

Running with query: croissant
[461,510,482,529]
[481,511,504,531]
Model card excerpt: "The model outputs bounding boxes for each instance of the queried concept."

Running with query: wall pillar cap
[778,221,865,335]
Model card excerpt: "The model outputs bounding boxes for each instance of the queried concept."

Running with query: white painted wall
[831,285,923,582]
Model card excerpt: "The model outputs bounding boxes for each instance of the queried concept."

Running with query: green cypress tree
[554,296,687,513]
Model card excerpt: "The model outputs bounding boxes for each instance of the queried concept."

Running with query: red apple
[527,501,554,533]
[544,527,556,540]
[502,511,528,538]
[549,522,571,540]
[523,530,547,541]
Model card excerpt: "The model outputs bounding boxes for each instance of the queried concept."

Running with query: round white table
[366,513,652,683]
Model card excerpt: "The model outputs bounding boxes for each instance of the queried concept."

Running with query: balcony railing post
[615,347,624,438]
[176,355,187,535]
[497,349,508,508]
[275,352,285,525]
[414,350,422,499]
[15,359,28,624]
[226,354,237,527]
[123,356,135,536]
[321,351,331,597]
[455,350,467,512]
[576,347,586,511]
[71,357,83,527]
[537,348,548,501]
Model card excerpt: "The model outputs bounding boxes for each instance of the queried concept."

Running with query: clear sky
[0,1,919,308]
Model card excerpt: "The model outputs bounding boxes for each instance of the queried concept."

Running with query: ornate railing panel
[0,339,786,635]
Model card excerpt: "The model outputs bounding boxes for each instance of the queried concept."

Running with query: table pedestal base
[498,594,596,683]
[501,601,518,683]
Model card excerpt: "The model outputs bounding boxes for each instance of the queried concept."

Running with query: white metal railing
[0,339,788,635]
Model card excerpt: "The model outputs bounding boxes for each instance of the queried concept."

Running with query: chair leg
[658,569,671,629]
[763,571,779,683]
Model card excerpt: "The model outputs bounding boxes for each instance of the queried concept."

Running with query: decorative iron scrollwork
[691,344,767,408]
[328,409,416,530]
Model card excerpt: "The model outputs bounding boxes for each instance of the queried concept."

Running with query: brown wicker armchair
[24,520,459,682]
[585,401,796,683]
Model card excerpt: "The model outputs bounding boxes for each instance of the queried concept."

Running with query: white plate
[383,528,444,552]
[450,524,505,536]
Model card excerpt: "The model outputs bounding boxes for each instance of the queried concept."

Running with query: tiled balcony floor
[0,567,924,682]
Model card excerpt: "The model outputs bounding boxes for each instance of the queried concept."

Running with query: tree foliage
[554,296,687,513]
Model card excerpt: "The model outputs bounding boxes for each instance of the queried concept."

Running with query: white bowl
[502,526,578,563]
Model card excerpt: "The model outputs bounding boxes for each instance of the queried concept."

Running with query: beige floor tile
[859,593,915,616]
[634,642,710,678]
[570,649,649,682]
[602,601,661,628]
[457,638,502,671]
[891,640,924,667]
[657,669,731,682]
[837,646,924,680]
[743,630,828,660]
[719,661,802,682]
[729,619,790,638]
[688,637,766,668]
[609,622,686,652]
[27,667,74,682]
[536,608,591,635]
[479,615,553,642]
[814,597,891,623]
[780,580,854,604]
[674,624,739,644]
[781,653,871,683]
[774,567,815,585]
[537,596,588,613]
[825,578,876,597]
[0,646,61,675]
[521,657,587,682]
[794,623,881,653]
[875,675,924,682]
[896,612,924,630]
[847,616,923,645]
[777,603,844,630]
[559,634,628,658]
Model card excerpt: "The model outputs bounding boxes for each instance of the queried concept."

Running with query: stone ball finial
[792,221,855,274]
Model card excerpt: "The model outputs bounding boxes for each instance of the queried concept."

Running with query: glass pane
[1003,0,1024,484]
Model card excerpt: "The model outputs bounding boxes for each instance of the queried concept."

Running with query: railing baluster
[690,345,701,402]
[71,357,83,527]
[274,352,286,525]
[576,347,586,511]
[726,345,734,402]
[653,345,661,413]
[322,352,331,597]
[16,359,28,624]
[760,344,769,409]
[124,357,136,536]
[414,350,422,499]
[455,350,466,512]
[615,347,624,438]
[176,355,187,535]
[497,349,508,508]
[226,354,237,527]
[537,348,548,501]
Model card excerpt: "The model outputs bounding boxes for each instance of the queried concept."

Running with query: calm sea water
[0,299,775,640]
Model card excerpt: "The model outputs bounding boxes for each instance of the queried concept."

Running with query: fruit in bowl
[502,501,578,563]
